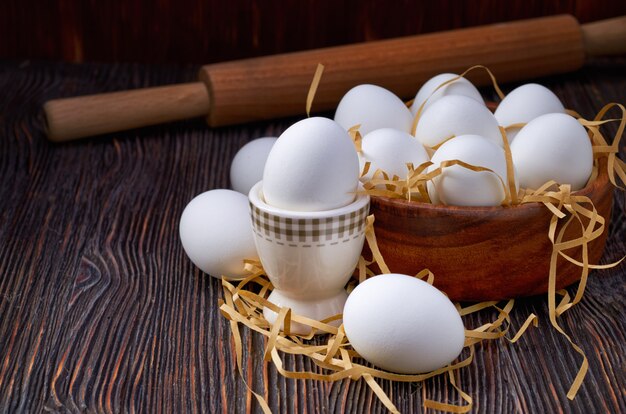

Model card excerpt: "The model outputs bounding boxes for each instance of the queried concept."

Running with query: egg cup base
[263,289,347,336]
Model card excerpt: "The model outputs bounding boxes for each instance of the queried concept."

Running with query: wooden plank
[1,1,626,64]
[0,58,624,413]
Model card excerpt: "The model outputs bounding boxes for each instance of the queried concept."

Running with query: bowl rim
[370,157,610,212]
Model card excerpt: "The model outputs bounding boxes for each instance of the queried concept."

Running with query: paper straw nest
[219,65,626,413]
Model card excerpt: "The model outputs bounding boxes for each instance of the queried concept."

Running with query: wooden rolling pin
[44,14,626,142]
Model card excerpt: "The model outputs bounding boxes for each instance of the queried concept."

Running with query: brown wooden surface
[0,58,625,413]
[1,0,626,64]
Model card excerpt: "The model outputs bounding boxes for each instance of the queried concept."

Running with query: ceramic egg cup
[249,182,370,335]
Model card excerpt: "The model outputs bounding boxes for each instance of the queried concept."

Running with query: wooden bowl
[367,158,613,301]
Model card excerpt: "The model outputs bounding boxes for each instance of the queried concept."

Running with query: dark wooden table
[0,59,624,413]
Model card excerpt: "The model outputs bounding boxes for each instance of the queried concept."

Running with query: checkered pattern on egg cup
[249,182,370,299]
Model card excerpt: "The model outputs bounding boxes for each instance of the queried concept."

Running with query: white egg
[410,73,484,115]
[503,128,521,143]
[427,135,514,206]
[230,137,278,195]
[415,95,503,148]
[360,128,430,180]
[334,84,413,135]
[495,83,565,127]
[179,189,258,279]
[263,117,360,211]
[343,273,465,374]
[495,83,565,144]
[511,113,593,191]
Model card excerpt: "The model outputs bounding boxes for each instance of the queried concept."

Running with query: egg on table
[360,128,430,180]
[179,189,258,279]
[414,95,503,148]
[494,83,566,143]
[262,117,360,211]
[343,273,465,374]
[334,84,414,135]
[427,134,515,206]
[230,137,278,195]
[410,73,484,115]
[511,113,593,191]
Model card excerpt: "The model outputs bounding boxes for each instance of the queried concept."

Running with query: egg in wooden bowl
[334,71,621,302]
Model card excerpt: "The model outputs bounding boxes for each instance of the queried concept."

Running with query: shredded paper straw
[217,65,625,413]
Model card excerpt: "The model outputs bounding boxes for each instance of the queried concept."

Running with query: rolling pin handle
[581,16,626,56]
[44,82,211,142]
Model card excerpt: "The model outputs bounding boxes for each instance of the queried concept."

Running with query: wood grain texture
[0,58,625,413]
[1,0,626,64]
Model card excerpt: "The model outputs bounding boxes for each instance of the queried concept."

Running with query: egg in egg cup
[249,181,370,335]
